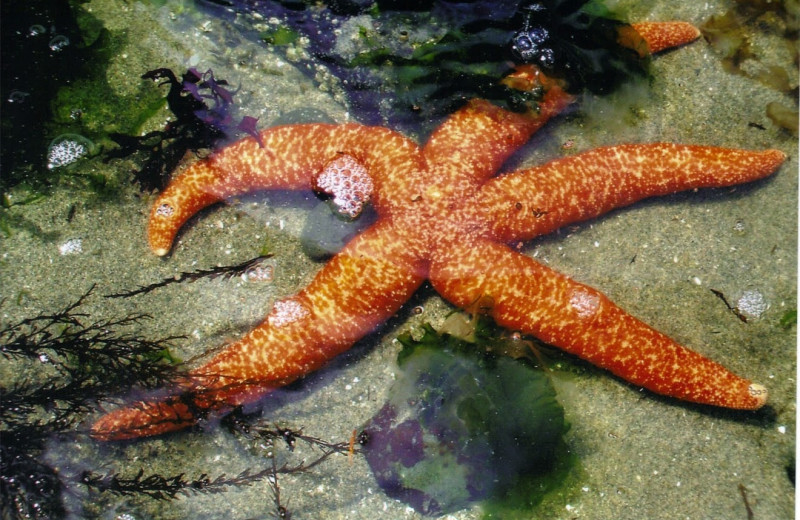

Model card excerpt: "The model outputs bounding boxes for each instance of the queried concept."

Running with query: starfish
[92,22,785,441]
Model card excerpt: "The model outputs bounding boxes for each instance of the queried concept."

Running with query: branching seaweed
[0,291,565,520]
[226,415,354,518]
[80,467,276,500]
[105,254,274,298]
[1,289,181,393]
[235,420,354,473]
[81,417,353,519]
[0,288,181,520]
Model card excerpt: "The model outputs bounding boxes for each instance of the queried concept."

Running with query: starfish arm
[629,21,701,55]
[148,123,424,255]
[421,86,574,191]
[418,19,701,195]
[91,221,426,440]
[476,144,786,243]
[429,239,767,410]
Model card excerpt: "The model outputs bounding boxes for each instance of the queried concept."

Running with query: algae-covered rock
[361,324,567,516]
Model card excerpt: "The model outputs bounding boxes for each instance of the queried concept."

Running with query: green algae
[779,309,797,329]
[260,25,300,46]
[1,0,171,200]
[361,320,577,516]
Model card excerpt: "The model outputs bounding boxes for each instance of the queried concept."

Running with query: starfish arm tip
[750,148,787,179]
[148,230,172,255]
[630,21,701,55]
[747,383,768,409]
[90,400,196,441]
[768,148,788,164]
[148,202,184,256]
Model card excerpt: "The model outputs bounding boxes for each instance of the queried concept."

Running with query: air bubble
[7,90,30,103]
[243,264,274,283]
[28,24,47,37]
[48,34,70,52]
[58,238,83,255]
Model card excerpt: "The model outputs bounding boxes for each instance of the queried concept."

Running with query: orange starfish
[92,21,785,441]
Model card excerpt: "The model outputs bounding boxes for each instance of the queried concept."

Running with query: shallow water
[1,1,796,519]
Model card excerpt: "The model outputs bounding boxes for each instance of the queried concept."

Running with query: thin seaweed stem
[105,255,273,298]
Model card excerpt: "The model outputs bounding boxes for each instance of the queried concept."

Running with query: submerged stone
[300,199,377,260]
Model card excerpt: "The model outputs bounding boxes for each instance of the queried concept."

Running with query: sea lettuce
[361,323,568,515]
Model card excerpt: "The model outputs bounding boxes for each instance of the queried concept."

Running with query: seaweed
[0,0,157,202]
[81,418,353,519]
[105,254,274,298]
[779,309,797,329]
[0,288,181,520]
[231,419,355,471]
[710,288,750,323]
[80,467,277,500]
[203,0,648,135]
[1,0,104,194]
[104,67,262,191]
[1,297,572,518]
[361,313,572,516]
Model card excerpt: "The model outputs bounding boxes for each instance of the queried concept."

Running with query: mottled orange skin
[91,22,784,441]
[630,21,701,54]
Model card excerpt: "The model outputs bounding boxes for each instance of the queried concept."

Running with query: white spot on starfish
[268,298,309,327]
[569,289,600,319]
